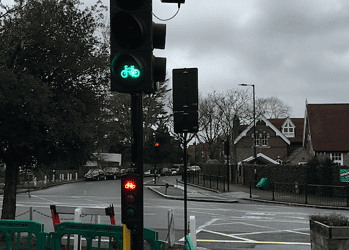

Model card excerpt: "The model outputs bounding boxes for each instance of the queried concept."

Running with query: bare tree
[244,96,292,122]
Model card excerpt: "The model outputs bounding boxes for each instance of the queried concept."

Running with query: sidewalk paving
[147,180,349,211]
[146,181,241,203]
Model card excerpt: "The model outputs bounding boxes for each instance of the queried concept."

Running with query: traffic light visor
[115,0,145,10]
[111,11,145,49]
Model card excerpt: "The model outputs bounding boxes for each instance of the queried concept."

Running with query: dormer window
[282,120,295,138]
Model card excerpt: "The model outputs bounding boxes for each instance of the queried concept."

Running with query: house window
[255,132,260,146]
[331,153,343,165]
[261,134,268,146]
[283,121,295,138]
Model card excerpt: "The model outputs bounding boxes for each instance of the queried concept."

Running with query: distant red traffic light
[155,142,159,147]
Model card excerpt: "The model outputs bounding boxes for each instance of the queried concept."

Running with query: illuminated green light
[121,65,140,79]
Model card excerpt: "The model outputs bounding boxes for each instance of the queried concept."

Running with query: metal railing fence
[187,172,349,207]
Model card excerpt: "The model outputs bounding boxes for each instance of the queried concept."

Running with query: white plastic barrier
[190,216,196,249]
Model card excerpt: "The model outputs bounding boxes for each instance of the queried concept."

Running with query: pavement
[146,178,349,211]
[146,179,248,203]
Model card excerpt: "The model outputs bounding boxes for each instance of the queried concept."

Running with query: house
[85,153,122,169]
[234,116,312,165]
[303,103,349,166]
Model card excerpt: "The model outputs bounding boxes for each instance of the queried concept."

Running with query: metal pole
[130,93,143,250]
[227,144,229,192]
[253,85,257,183]
[184,132,188,237]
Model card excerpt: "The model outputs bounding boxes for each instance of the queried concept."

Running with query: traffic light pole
[131,93,144,250]
[183,132,188,237]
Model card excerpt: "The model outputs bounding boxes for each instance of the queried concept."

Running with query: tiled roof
[268,118,304,143]
[307,104,349,151]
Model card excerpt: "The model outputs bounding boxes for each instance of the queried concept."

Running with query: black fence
[187,172,349,207]
[187,172,230,191]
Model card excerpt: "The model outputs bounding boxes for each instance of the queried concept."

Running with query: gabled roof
[269,118,304,143]
[306,104,349,151]
[239,153,280,165]
[234,116,290,145]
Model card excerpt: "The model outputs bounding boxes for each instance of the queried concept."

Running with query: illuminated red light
[124,181,136,190]
[155,143,159,147]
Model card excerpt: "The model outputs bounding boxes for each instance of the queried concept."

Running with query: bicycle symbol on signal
[121,65,140,79]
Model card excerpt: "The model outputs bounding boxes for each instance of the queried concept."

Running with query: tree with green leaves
[105,80,181,165]
[0,0,108,219]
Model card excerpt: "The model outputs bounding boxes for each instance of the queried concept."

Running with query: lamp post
[238,84,257,183]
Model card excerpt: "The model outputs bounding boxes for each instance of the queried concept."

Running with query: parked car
[188,166,201,172]
[161,168,171,176]
[171,166,180,175]
[84,169,106,181]
[103,167,121,180]
[125,168,135,174]
[144,170,151,177]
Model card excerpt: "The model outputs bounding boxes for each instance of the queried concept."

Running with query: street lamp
[238,83,257,183]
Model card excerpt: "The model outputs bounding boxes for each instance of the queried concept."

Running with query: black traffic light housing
[173,68,198,133]
[121,174,142,229]
[110,0,166,93]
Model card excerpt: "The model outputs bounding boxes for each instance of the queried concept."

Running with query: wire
[152,3,181,22]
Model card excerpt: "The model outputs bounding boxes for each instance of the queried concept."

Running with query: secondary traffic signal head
[121,174,142,228]
[110,0,166,93]
[173,68,199,133]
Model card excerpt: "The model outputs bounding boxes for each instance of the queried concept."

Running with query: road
[6,176,349,249]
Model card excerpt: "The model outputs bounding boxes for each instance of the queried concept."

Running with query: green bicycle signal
[121,65,140,79]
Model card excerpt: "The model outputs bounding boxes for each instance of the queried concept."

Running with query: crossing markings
[192,229,310,245]
[179,217,310,246]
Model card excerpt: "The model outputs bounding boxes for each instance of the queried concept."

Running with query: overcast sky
[3,0,349,118]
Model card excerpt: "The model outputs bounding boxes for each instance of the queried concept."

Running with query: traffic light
[154,142,160,147]
[110,0,166,93]
[121,174,142,229]
[173,68,198,133]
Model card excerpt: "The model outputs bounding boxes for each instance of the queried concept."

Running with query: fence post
[272,182,275,201]
[347,185,349,207]
[74,207,82,250]
[250,181,252,198]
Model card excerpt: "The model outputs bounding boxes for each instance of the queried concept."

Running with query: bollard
[189,216,196,249]
[168,209,175,247]
[30,207,33,221]
[75,173,78,180]
[44,175,47,185]
[34,177,37,187]
[165,183,169,195]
